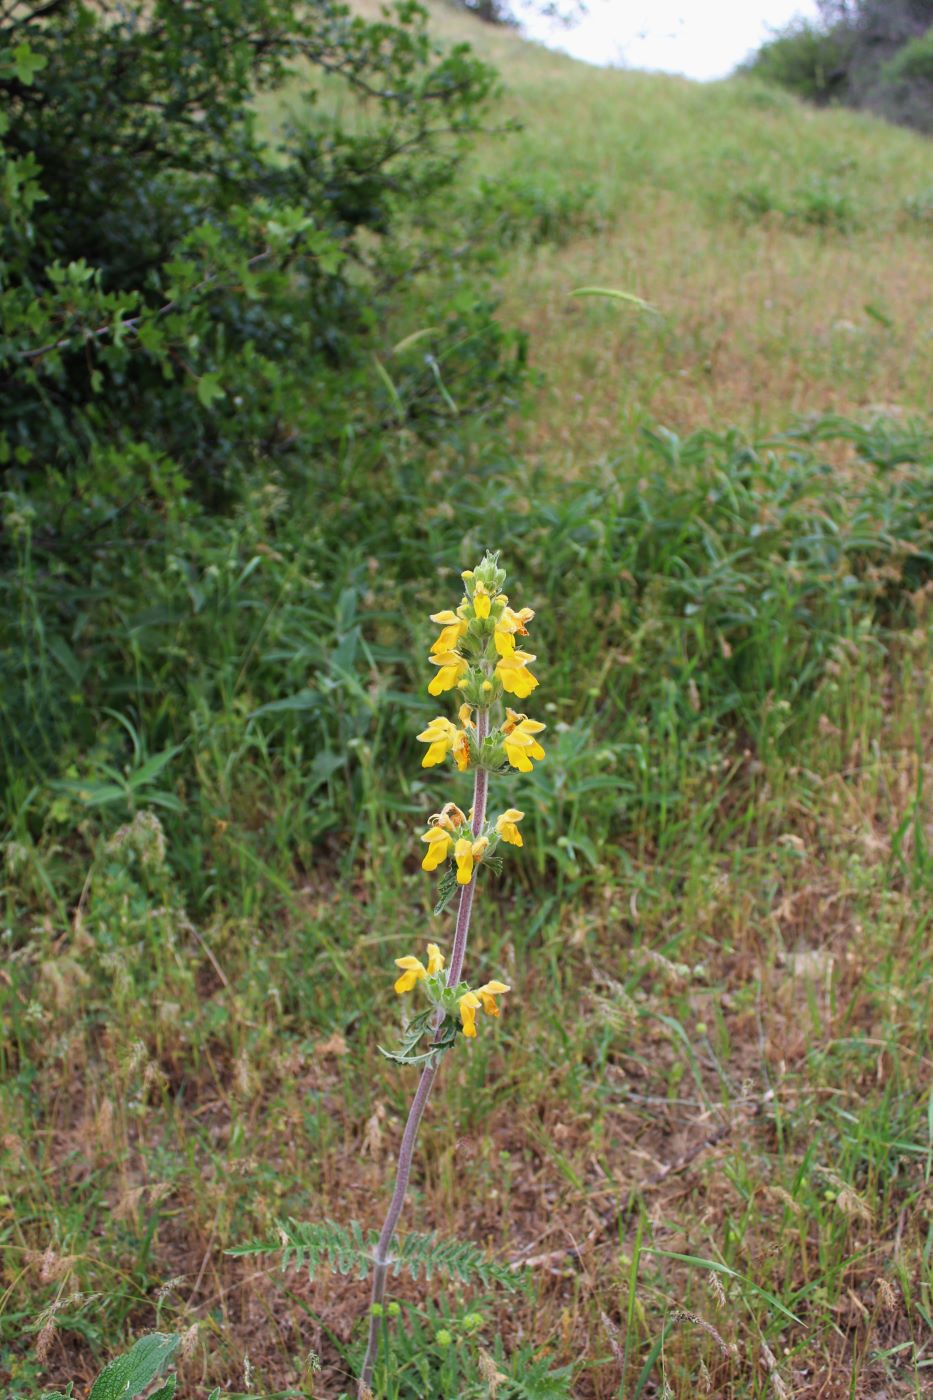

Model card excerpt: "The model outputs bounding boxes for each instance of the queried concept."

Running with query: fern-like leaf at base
[228,1218,523,1291]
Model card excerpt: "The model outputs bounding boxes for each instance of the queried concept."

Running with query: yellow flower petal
[503,740,533,773]
[476,980,509,1015]
[454,836,474,884]
[501,718,546,771]
[518,716,545,734]
[426,942,445,975]
[393,955,427,995]
[459,990,481,1037]
[421,828,452,870]
[503,669,538,699]
[473,593,491,620]
[452,732,470,772]
[496,809,525,846]
[432,621,467,652]
[495,651,539,699]
[428,652,468,696]
[429,610,460,624]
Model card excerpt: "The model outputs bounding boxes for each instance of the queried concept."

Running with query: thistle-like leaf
[228,1219,524,1291]
[433,867,458,916]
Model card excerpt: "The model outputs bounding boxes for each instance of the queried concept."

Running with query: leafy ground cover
[3,5,933,1398]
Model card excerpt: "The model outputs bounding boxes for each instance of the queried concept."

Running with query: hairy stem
[358,707,490,1396]
[447,707,488,985]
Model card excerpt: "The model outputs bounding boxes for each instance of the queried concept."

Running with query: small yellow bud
[481,680,493,694]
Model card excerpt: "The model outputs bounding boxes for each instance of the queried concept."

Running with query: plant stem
[358,708,490,1397]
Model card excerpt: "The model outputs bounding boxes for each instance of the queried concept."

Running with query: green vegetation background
[2,2,933,1397]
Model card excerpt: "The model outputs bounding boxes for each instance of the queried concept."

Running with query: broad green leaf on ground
[88,1333,180,1400]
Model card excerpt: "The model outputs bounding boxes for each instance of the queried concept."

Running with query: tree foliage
[744,0,933,130]
[0,0,506,527]
[1,0,541,820]
[453,0,584,30]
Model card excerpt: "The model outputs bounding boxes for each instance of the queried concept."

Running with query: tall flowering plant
[358,552,546,1396]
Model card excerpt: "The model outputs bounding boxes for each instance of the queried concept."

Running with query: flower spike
[366,553,543,1391]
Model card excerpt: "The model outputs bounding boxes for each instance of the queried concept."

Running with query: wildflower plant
[358,551,545,1395]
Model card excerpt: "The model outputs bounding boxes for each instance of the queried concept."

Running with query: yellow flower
[454,834,489,885]
[501,711,546,772]
[471,581,492,620]
[394,942,446,994]
[421,825,454,871]
[452,730,471,772]
[495,649,539,699]
[495,809,525,846]
[416,715,459,768]
[476,980,509,1017]
[458,703,474,728]
[428,650,468,696]
[429,609,468,654]
[458,981,509,1035]
[458,989,481,1037]
[493,605,535,657]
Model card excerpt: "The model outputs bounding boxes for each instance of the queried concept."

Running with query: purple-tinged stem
[358,707,490,1397]
[446,707,488,986]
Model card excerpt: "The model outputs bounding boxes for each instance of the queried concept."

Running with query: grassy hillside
[363,2,933,456]
[5,7,933,1400]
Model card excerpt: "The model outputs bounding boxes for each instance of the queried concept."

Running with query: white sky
[517,1,821,81]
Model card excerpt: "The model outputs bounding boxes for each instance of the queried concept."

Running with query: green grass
[4,6,933,1398]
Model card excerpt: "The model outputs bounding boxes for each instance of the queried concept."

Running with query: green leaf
[570,286,657,314]
[196,373,225,409]
[88,1333,180,1400]
[309,750,346,789]
[378,1042,444,1066]
[373,355,404,420]
[433,867,458,916]
[864,301,893,329]
[643,1249,802,1324]
[250,689,318,717]
[12,42,48,84]
[392,326,440,354]
[148,1380,177,1400]
[130,744,183,788]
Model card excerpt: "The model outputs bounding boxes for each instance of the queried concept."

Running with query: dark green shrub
[0,0,502,521]
[740,21,852,104]
[880,27,933,129]
[466,172,600,249]
[0,1,538,821]
[743,1,933,131]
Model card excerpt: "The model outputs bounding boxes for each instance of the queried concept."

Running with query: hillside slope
[416,3,933,460]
